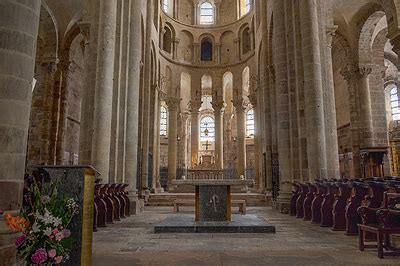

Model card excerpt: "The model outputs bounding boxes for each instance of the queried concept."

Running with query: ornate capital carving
[248,93,257,107]
[358,65,373,78]
[340,64,357,81]
[232,99,247,110]
[189,100,202,112]
[211,100,225,112]
[326,25,338,49]
[166,97,180,111]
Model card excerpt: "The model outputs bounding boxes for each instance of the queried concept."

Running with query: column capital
[232,99,247,110]
[189,100,202,112]
[212,100,225,112]
[389,32,400,56]
[340,64,357,81]
[166,97,180,111]
[326,25,338,49]
[174,38,180,44]
[248,93,257,107]
[358,65,373,78]
[158,88,168,101]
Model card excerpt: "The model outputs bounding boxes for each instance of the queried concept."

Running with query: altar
[172,179,253,222]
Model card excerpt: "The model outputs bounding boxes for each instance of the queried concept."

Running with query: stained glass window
[160,106,168,136]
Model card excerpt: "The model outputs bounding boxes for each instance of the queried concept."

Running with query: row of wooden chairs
[93,183,131,231]
[289,177,400,258]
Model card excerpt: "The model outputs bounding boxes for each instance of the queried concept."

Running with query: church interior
[1,0,400,265]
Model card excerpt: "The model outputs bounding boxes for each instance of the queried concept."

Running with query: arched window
[239,0,251,17]
[201,38,213,61]
[162,26,172,53]
[160,106,168,136]
[200,116,215,142]
[241,27,251,54]
[390,87,400,121]
[200,2,214,25]
[246,109,255,137]
[162,0,168,13]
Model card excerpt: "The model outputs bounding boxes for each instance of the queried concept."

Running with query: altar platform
[154,214,276,233]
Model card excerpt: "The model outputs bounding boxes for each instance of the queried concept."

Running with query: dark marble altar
[199,185,228,221]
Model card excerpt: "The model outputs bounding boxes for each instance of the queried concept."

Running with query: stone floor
[93,206,399,265]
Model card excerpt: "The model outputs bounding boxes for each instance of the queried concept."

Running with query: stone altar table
[172,179,253,222]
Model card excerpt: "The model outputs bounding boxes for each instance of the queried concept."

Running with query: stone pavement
[93,207,399,265]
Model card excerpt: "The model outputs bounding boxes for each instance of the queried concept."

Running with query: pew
[311,182,327,224]
[321,182,339,227]
[345,182,370,235]
[303,183,317,221]
[107,184,121,221]
[119,184,131,217]
[296,183,309,218]
[333,182,352,231]
[358,193,400,258]
[100,184,114,224]
[115,184,126,219]
[290,182,301,216]
[94,184,107,229]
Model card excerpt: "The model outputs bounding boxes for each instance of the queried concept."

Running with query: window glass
[200,2,214,25]
[160,106,168,136]
[200,116,215,142]
[246,109,255,137]
[391,87,400,121]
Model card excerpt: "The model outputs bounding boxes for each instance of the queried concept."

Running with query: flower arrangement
[5,171,79,265]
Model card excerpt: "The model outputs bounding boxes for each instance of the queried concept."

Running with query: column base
[128,194,143,214]
[275,191,291,214]
[0,212,20,266]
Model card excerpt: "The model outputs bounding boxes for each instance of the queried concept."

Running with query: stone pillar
[325,26,340,178]
[125,0,143,212]
[273,0,291,213]
[193,43,200,63]
[235,38,241,61]
[357,65,374,148]
[141,0,154,191]
[0,1,41,264]
[300,0,327,180]
[233,99,247,177]
[173,38,180,60]
[92,0,117,182]
[190,100,202,167]
[215,43,221,63]
[212,100,225,169]
[249,93,262,190]
[167,98,180,187]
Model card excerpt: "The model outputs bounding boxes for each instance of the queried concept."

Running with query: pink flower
[55,232,64,241]
[15,235,26,247]
[53,229,59,234]
[54,256,63,264]
[31,248,47,264]
[49,235,54,239]
[47,249,56,258]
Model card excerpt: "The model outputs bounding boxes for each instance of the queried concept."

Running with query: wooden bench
[173,199,246,214]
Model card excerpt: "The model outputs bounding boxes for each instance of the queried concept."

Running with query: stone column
[92,0,117,182]
[0,1,41,264]
[125,0,143,212]
[274,0,291,213]
[325,26,340,178]
[357,65,374,148]
[233,99,247,177]
[235,38,241,61]
[167,97,180,188]
[173,38,180,60]
[212,100,225,169]
[215,43,221,63]
[300,0,327,180]
[190,100,202,167]
[140,0,154,191]
[193,43,200,63]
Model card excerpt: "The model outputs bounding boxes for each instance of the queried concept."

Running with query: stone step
[146,193,270,207]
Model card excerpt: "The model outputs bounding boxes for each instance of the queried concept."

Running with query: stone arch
[200,36,214,61]
[162,25,174,54]
[358,11,386,65]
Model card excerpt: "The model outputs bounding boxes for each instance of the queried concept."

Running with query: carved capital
[189,100,202,112]
[358,65,373,78]
[166,97,180,111]
[232,99,247,110]
[211,100,225,112]
[326,25,338,49]
[340,65,357,81]
[248,93,257,107]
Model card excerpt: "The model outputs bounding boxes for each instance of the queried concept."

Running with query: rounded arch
[358,11,386,65]
[200,37,213,61]
[178,30,194,63]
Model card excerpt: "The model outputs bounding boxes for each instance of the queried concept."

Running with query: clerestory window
[246,109,255,137]
[200,2,214,25]
[160,106,168,136]
[391,87,400,121]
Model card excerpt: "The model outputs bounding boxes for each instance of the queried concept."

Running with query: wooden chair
[321,182,339,227]
[296,183,308,219]
[333,182,352,231]
[311,182,327,224]
[303,183,317,221]
[345,181,370,235]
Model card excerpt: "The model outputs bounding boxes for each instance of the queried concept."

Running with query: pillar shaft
[212,101,225,169]
[0,0,41,211]
[92,0,117,181]
[233,100,246,177]
[190,100,201,166]
[358,66,374,148]
[167,98,180,186]
[300,0,327,180]
[325,26,340,178]
[125,0,142,199]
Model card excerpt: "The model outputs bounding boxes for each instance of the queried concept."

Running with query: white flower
[53,217,62,227]
[32,222,40,233]
[44,227,52,236]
